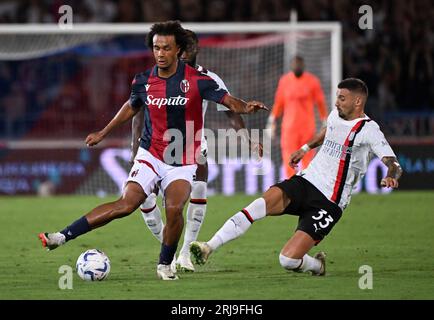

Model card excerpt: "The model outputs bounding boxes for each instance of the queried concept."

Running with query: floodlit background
[0,0,432,300]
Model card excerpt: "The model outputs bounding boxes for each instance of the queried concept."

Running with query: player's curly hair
[147,20,188,57]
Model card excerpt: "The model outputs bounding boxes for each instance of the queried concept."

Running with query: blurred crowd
[0,0,432,112]
[0,0,433,139]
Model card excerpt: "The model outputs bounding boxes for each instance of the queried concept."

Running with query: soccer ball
[76,249,110,281]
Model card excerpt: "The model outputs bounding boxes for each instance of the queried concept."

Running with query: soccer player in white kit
[190,78,403,276]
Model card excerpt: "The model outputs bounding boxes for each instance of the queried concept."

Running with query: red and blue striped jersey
[129,60,228,166]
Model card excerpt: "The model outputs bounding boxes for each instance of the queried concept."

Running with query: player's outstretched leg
[190,186,289,266]
[38,232,66,250]
[177,180,207,272]
[190,197,266,265]
[39,182,145,251]
[278,230,326,276]
[39,214,91,251]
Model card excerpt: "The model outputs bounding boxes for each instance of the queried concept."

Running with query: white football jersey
[196,65,230,153]
[300,108,396,210]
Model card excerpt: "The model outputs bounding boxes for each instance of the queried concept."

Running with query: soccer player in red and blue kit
[132,29,263,273]
[38,21,268,280]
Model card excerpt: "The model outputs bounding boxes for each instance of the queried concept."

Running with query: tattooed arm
[380,156,403,188]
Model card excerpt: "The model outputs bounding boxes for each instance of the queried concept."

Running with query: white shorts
[125,147,197,196]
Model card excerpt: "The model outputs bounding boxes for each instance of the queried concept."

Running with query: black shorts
[273,175,342,243]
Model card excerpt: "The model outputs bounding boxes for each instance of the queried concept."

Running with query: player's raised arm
[380,157,402,188]
[221,94,269,114]
[130,108,144,164]
[289,126,327,168]
[85,100,139,147]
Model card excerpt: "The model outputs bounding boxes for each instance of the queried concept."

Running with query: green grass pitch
[0,191,433,300]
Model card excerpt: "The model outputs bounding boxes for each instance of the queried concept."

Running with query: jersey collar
[153,59,185,80]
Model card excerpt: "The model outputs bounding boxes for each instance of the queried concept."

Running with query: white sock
[207,198,266,251]
[299,254,322,273]
[279,254,302,270]
[140,193,164,243]
[279,253,321,273]
[179,181,207,257]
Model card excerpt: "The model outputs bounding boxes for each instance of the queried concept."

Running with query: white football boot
[157,264,179,280]
[189,241,212,266]
[176,253,195,272]
[38,232,66,251]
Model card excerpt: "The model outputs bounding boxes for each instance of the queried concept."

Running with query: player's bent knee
[113,200,139,218]
[165,204,184,215]
[125,201,141,214]
[279,253,302,270]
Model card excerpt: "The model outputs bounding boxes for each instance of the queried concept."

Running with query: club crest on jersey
[180,79,190,93]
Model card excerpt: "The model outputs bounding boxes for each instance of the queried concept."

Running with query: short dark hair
[146,20,188,57]
[338,78,368,97]
[184,29,199,46]
[292,55,304,63]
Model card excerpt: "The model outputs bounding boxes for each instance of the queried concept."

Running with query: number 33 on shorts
[312,209,334,231]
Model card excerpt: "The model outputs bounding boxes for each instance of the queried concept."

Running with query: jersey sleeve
[365,122,396,159]
[197,74,228,105]
[129,74,146,109]
[207,71,231,111]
